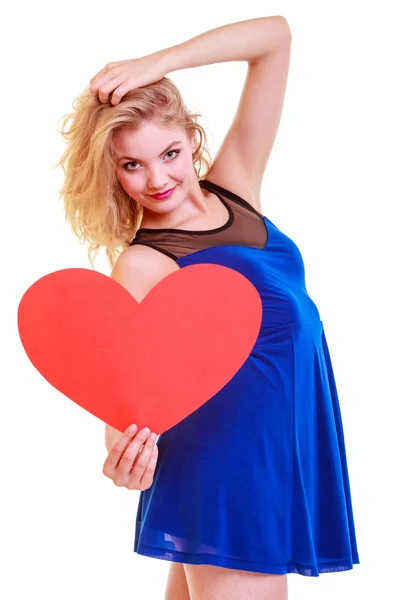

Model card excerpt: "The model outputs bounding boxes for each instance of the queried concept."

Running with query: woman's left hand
[89,51,168,105]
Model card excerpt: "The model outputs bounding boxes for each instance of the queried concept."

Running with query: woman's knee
[183,563,288,600]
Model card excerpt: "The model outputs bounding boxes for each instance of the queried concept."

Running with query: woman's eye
[124,149,180,171]
[166,150,180,159]
[125,161,139,170]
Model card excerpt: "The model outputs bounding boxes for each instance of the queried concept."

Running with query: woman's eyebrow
[118,141,182,162]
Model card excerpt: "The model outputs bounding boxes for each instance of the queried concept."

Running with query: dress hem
[134,542,360,578]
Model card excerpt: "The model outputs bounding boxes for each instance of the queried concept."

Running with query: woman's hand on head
[89,52,168,105]
[103,423,159,491]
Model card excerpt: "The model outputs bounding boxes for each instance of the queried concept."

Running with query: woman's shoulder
[119,244,180,275]
[110,245,180,302]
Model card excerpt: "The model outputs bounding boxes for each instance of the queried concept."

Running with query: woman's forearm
[158,15,291,73]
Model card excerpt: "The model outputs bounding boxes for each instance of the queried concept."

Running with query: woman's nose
[148,170,168,190]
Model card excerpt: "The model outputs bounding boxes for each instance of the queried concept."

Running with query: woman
[56,15,360,600]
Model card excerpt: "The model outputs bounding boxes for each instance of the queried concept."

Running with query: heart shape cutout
[18,265,262,434]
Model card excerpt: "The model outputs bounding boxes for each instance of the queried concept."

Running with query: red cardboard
[18,265,262,434]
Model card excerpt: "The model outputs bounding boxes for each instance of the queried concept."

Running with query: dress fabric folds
[131,179,360,576]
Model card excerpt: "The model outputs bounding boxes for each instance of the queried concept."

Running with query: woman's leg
[164,562,191,600]
[183,564,288,600]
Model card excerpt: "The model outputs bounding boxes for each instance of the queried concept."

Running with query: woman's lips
[149,186,177,200]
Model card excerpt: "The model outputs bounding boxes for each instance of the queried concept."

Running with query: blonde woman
[56,15,360,600]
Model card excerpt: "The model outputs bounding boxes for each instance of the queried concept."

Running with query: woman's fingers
[103,423,138,477]
[114,429,152,476]
[89,62,124,103]
[89,60,129,88]
[102,424,159,491]
[138,445,159,491]
[89,61,116,89]
[93,75,128,105]
[125,430,154,470]
[89,54,167,105]
[125,432,158,490]
[106,80,136,106]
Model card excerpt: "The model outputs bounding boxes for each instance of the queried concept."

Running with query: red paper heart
[18,266,262,434]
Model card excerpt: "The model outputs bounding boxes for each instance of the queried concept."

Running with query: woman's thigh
[183,564,288,600]
[164,562,191,600]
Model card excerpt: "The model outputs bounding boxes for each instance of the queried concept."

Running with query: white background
[2,1,399,598]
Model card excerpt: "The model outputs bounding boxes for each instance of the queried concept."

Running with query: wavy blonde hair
[52,77,213,271]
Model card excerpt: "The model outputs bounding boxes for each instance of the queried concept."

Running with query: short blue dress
[129,179,360,577]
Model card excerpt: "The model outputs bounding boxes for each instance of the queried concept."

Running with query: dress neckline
[135,179,234,236]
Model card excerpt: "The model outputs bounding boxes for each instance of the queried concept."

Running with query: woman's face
[114,119,196,216]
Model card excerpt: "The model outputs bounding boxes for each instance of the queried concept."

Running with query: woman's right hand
[102,424,159,491]
[89,51,168,105]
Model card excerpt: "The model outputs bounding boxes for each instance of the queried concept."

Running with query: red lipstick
[149,186,177,200]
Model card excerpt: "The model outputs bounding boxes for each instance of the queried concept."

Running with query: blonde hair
[52,77,213,271]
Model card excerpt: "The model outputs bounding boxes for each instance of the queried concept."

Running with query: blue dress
[131,179,360,577]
